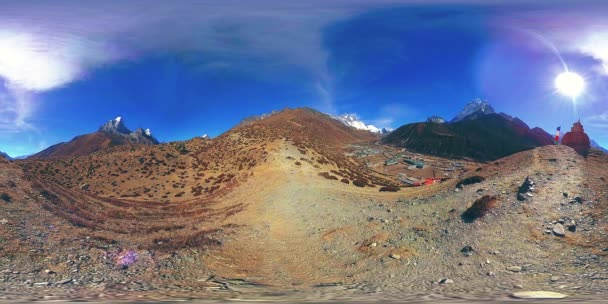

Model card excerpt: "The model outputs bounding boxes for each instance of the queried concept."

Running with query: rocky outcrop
[561,121,590,156]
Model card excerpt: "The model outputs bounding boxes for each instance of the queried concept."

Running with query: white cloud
[586,111,608,129]
[578,32,608,74]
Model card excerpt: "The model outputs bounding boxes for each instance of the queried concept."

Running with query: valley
[1,109,607,302]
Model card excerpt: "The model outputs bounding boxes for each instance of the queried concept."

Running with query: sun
[555,71,585,98]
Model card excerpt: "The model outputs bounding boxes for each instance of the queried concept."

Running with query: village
[348,143,478,187]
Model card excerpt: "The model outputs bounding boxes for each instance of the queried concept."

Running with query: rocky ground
[0,144,607,303]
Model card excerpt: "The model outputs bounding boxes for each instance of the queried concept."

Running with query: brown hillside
[29,132,145,159]
[19,108,391,204]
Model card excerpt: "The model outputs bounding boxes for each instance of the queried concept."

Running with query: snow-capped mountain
[99,117,158,144]
[99,116,131,134]
[451,98,496,123]
[332,114,381,133]
[332,114,392,134]
[427,116,446,123]
[591,140,608,153]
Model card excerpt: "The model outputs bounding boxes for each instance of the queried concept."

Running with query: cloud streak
[1,0,608,141]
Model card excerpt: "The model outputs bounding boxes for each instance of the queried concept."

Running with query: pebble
[55,278,72,285]
[0,219,8,225]
[439,278,454,284]
[511,291,568,299]
[507,266,522,272]
[460,245,474,257]
[550,276,560,282]
[553,223,566,237]
[389,253,401,260]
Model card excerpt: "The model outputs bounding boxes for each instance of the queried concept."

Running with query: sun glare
[555,71,585,98]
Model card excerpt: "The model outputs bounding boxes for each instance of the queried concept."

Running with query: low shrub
[456,176,485,188]
[462,195,498,223]
[0,193,11,202]
[353,179,366,187]
[379,185,400,192]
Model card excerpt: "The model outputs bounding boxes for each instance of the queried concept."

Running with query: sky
[1,0,608,157]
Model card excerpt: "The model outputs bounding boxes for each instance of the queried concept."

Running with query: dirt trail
[205,144,605,299]
[206,142,347,287]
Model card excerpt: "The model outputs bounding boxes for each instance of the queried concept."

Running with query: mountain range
[0,151,12,161]
[331,114,392,134]
[382,99,554,161]
[12,100,606,161]
[29,117,158,159]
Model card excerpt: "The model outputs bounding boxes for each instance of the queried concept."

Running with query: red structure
[561,120,590,156]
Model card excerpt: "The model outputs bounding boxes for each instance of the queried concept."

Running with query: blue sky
[1,1,608,157]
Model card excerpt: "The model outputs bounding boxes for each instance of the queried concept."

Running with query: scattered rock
[55,278,72,285]
[550,276,560,282]
[460,245,474,257]
[518,176,534,194]
[439,278,454,284]
[0,219,7,225]
[517,193,527,201]
[567,220,577,232]
[389,253,401,260]
[511,291,568,299]
[507,266,522,272]
[553,223,566,237]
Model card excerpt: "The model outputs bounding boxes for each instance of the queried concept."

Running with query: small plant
[353,179,366,187]
[174,142,188,154]
[0,193,11,202]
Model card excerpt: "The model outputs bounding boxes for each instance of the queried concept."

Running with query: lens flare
[555,71,585,98]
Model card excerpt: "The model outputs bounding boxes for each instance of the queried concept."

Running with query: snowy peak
[332,113,391,134]
[99,117,158,144]
[451,98,496,123]
[99,116,131,134]
[427,116,446,124]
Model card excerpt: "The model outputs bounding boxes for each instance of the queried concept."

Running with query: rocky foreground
[0,145,607,302]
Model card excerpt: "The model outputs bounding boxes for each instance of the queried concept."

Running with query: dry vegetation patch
[462,195,498,223]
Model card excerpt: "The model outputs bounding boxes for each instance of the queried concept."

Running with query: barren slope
[2,116,607,301]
